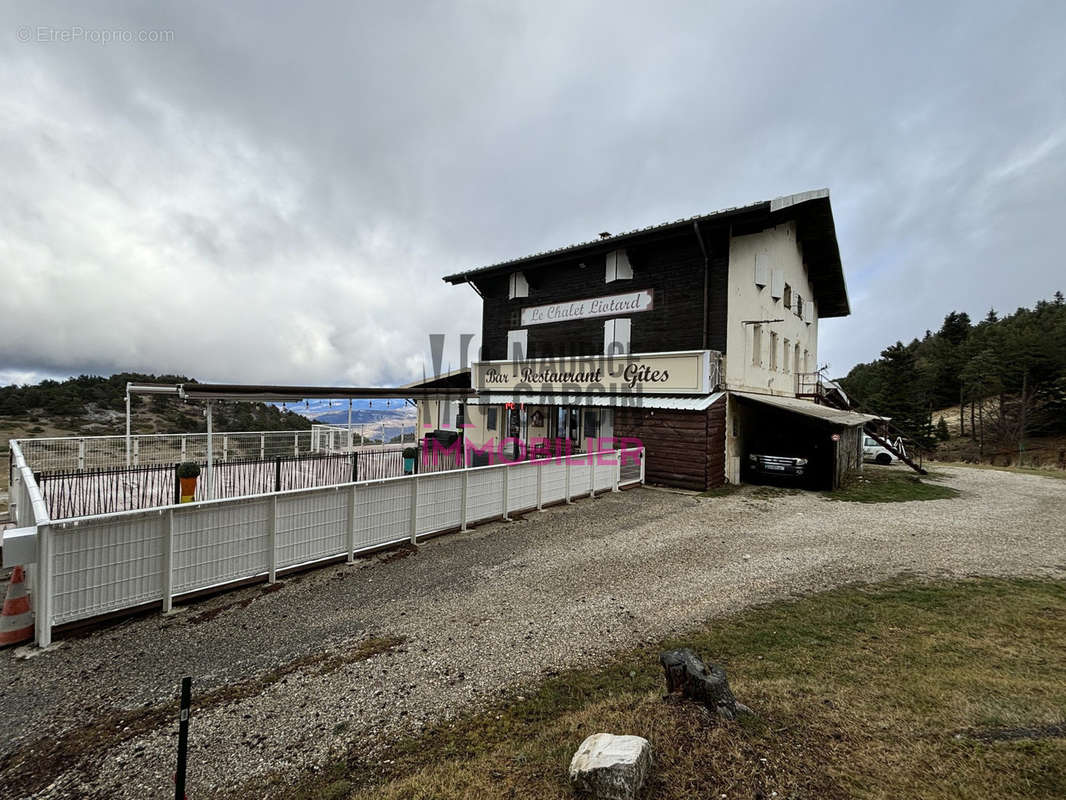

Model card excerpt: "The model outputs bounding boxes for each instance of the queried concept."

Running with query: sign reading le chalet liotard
[520,289,654,326]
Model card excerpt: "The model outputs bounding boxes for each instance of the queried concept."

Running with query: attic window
[508,271,529,300]
[605,249,633,282]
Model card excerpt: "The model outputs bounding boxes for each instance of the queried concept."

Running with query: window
[795,294,803,319]
[794,343,800,375]
[770,269,784,300]
[752,324,762,366]
[584,409,601,439]
[754,253,769,287]
[783,284,792,309]
[769,332,779,371]
[508,271,529,299]
[605,249,633,282]
[506,329,527,360]
[485,406,499,434]
[782,338,790,372]
[603,318,631,355]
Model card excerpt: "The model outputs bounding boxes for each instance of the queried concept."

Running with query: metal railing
[7,441,53,648]
[310,424,416,452]
[10,446,644,647]
[32,444,468,521]
[11,430,316,478]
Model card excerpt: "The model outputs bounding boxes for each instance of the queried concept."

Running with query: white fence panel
[619,448,643,485]
[466,468,504,523]
[506,462,539,513]
[594,455,617,492]
[416,473,463,536]
[172,498,271,593]
[52,516,163,625]
[539,459,567,504]
[19,447,645,646]
[276,489,348,568]
[568,457,591,497]
[356,480,411,551]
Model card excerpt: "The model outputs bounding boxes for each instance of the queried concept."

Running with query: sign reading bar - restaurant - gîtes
[520,290,654,327]
[473,350,715,395]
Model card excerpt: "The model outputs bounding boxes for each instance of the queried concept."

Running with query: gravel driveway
[2,465,1064,799]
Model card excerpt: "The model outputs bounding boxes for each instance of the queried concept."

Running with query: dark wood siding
[476,229,729,361]
[614,402,725,491]
[706,399,726,488]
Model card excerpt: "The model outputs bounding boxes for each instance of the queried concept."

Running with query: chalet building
[431,189,872,490]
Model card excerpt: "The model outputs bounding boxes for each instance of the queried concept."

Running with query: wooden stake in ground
[175,676,192,800]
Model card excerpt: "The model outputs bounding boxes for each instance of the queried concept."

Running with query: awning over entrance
[730,391,878,426]
[468,391,725,411]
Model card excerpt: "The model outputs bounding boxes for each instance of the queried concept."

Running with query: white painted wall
[724,221,818,395]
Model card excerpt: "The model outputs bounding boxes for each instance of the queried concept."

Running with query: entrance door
[506,406,522,460]
[554,407,581,453]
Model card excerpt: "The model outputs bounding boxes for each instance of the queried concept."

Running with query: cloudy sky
[1,1,1064,387]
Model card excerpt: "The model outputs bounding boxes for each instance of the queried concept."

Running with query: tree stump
[659,648,744,719]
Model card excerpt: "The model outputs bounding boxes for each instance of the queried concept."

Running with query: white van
[862,435,898,465]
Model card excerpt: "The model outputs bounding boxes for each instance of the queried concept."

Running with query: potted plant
[177,462,201,503]
[402,446,418,475]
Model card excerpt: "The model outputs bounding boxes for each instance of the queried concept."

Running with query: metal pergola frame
[125,382,474,499]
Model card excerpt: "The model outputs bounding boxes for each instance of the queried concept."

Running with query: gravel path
[2,465,1064,799]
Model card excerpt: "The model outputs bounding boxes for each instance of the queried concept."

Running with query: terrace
[6,423,644,649]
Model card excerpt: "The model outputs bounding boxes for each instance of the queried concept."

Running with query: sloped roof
[443,188,850,318]
[731,391,878,426]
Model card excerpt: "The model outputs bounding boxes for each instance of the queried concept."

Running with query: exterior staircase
[796,372,929,475]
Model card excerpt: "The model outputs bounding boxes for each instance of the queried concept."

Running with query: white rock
[568,732,651,800]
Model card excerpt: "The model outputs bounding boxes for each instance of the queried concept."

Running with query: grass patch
[277,579,1066,800]
[824,467,960,503]
[698,484,742,498]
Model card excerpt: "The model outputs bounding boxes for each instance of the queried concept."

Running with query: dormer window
[508,271,529,300]
[605,249,633,282]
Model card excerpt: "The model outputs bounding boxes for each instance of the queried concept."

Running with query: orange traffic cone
[0,567,34,646]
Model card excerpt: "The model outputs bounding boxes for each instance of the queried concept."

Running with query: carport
[729,391,878,489]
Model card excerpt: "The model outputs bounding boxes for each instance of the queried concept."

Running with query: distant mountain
[270,399,418,442]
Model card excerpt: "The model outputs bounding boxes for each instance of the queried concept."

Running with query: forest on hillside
[839,293,1066,458]
[0,373,311,433]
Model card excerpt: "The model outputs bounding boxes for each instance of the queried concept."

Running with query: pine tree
[936,416,950,441]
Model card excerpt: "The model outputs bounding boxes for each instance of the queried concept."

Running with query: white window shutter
[605,248,633,282]
[754,253,769,287]
[803,301,813,324]
[508,271,529,299]
[506,329,527,360]
[603,318,631,355]
[770,268,784,299]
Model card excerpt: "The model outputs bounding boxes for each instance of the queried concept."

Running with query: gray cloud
[1,0,1064,387]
